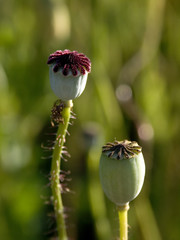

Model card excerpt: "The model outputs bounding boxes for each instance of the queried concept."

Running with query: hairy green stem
[51,100,72,240]
[118,203,129,240]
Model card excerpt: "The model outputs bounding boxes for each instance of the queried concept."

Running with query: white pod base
[49,64,88,101]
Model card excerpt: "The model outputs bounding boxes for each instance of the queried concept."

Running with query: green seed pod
[99,140,145,206]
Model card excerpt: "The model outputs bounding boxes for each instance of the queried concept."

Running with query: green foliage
[1,0,180,239]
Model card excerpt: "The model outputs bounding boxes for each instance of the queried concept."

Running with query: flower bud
[99,140,145,206]
[47,49,91,101]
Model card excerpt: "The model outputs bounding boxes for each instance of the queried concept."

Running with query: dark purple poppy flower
[47,49,91,101]
[47,49,91,76]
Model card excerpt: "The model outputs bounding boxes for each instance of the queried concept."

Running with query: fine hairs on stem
[50,100,72,240]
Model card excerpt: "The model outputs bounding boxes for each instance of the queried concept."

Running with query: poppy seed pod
[47,49,91,101]
[99,140,145,206]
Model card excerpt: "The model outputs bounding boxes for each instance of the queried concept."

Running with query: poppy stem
[51,100,73,240]
[117,203,129,240]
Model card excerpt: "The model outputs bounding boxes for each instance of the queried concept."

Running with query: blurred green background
[1,0,180,239]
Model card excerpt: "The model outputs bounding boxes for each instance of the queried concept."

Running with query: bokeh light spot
[138,123,154,141]
[116,84,132,102]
